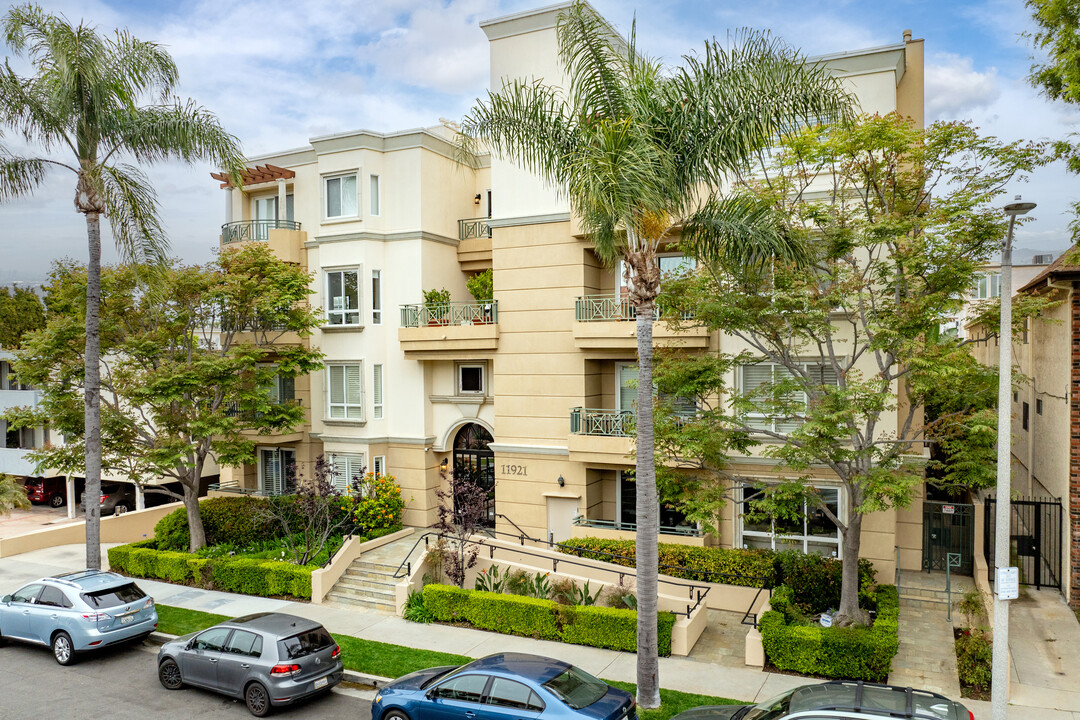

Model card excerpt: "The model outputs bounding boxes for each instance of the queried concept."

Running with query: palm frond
[97,163,169,265]
[107,28,179,103]
[0,152,49,200]
[682,193,808,270]
[556,1,630,120]
[0,62,71,151]
[101,100,244,173]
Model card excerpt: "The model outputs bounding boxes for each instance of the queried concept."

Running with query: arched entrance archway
[453,423,495,528]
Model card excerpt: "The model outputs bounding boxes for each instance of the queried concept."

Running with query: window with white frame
[326,269,360,326]
[373,455,385,478]
[971,271,1000,299]
[740,362,838,434]
[739,483,841,557]
[616,362,695,417]
[328,363,364,420]
[324,174,358,219]
[373,364,384,420]
[458,363,485,395]
[369,175,380,216]
[330,452,366,492]
[371,270,382,325]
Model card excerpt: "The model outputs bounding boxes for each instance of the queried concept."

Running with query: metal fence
[400,300,498,327]
[458,218,492,241]
[984,496,1063,590]
[221,219,301,243]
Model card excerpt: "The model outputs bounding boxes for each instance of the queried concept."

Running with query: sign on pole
[996,566,1019,600]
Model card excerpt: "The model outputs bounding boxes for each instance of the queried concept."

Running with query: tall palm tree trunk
[635,299,660,709]
[84,211,102,570]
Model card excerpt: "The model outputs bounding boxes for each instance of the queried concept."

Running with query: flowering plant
[351,472,405,533]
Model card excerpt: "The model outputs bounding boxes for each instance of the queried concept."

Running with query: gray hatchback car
[0,570,158,665]
[157,612,344,716]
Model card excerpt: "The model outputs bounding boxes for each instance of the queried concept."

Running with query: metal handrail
[574,294,693,322]
[572,515,703,538]
[221,219,301,243]
[458,218,492,241]
[400,300,498,328]
[569,407,634,437]
[224,398,301,422]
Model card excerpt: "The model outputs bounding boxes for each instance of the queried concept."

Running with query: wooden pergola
[211,164,296,189]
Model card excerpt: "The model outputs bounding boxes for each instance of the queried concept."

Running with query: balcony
[572,294,710,353]
[570,407,633,437]
[568,407,634,463]
[572,516,705,538]
[220,220,305,264]
[458,218,492,271]
[0,388,40,413]
[398,301,499,359]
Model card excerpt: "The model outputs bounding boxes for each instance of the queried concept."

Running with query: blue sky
[0,0,1074,282]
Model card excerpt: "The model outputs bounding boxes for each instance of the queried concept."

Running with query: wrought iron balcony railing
[572,515,704,537]
[221,219,302,244]
[400,300,498,328]
[224,398,301,423]
[574,294,691,322]
[458,218,492,241]
[569,407,634,437]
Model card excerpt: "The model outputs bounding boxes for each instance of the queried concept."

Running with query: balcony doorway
[453,423,495,529]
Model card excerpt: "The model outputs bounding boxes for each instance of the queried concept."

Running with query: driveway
[1008,587,1080,712]
[0,503,80,537]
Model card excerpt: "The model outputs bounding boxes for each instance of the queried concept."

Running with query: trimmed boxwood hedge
[422,584,676,655]
[108,541,312,600]
[759,584,899,681]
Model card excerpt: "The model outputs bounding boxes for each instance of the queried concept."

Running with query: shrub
[403,590,434,623]
[559,604,675,655]
[153,496,274,551]
[773,551,876,614]
[760,584,899,681]
[424,584,471,621]
[466,591,560,640]
[955,629,992,691]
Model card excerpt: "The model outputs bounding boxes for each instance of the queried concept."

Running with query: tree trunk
[183,472,208,552]
[838,510,868,624]
[634,300,660,709]
[83,212,102,570]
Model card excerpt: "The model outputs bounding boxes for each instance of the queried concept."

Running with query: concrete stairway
[897,569,976,611]
[324,558,401,612]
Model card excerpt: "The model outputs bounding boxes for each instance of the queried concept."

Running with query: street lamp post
[991,195,1036,720]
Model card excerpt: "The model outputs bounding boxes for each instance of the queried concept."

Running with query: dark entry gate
[984,496,1062,590]
[922,501,975,575]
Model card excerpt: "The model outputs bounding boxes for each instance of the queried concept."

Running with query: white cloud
[926,53,1001,121]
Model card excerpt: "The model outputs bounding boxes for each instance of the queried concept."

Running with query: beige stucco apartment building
[214,3,929,580]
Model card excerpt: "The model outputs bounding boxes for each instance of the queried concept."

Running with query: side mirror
[426,689,437,700]
[1,595,10,604]
[186,639,197,651]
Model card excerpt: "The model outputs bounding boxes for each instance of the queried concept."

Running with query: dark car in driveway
[371,653,636,720]
[79,481,137,515]
[23,476,69,507]
[670,681,973,720]
[157,612,343,716]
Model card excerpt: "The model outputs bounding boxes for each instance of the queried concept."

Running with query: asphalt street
[0,638,372,719]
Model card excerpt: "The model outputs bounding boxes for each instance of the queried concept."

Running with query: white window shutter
[346,364,363,419]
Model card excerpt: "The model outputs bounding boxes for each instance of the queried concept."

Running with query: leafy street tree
[1026,0,1080,107]
[459,2,850,705]
[0,4,244,568]
[0,286,45,349]
[5,243,323,551]
[656,114,1046,625]
[0,473,30,514]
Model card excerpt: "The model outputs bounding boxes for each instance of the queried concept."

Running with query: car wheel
[246,682,272,716]
[158,658,184,690]
[383,710,411,720]
[52,631,75,666]
[113,503,129,515]
[49,493,65,508]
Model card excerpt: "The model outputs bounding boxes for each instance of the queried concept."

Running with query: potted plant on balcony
[466,269,494,324]
[423,287,452,326]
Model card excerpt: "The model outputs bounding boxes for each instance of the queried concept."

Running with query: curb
[147,631,394,688]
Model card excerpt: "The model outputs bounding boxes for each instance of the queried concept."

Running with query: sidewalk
[0,544,1059,719]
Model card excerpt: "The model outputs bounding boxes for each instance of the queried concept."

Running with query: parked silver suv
[0,570,158,665]
[671,681,973,720]
[157,612,344,717]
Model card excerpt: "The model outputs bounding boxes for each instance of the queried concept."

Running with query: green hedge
[423,584,676,655]
[108,542,312,600]
[759,584,899,681]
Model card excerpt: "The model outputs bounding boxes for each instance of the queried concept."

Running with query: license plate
[120,615,134,625]
[313,676,328,689]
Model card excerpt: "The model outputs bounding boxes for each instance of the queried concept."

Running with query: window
[434,674,490,703]
[278,628,334,659]
[1023,402,1030,431]
[486,678,545,712]
[225,630,263,658]
[373,364,384,420]
[324,174,358,218]
[458,364,484,395]
[253,194,294,223]
[740,362,839,434]
[11,584,42,604]
[267,374,295,404]
[259,447,296,495]
[972,271,1001,299]
[82,583,146,608]
[617,363,695,418]
[542,666,608,710]
[619,254,697,293]
[328,364,364,420]
[326,269,360,326]
[373,455,385,478]
[1013,390,1018,403]
[194,627,232,652]
[369,175,380,216]
[740,483,841,557]
[371,270,382,324]
[37,586,72,608]
[330,453,366,492]
[1037,398,1043,415]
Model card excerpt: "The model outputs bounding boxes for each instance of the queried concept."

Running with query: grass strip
[604,681,744,720]
[156,604,470,678]
[156,605,743,713]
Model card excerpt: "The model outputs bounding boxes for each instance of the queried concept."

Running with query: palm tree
[0,4,244,569]
[460,3,851,707]
[0,473,30,515]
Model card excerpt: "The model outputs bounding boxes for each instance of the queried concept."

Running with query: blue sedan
[372,653,636,720]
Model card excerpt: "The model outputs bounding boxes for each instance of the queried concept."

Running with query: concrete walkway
[1006,588,1080,714]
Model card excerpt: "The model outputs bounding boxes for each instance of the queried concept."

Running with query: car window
[486,678,544,711]
[225,629,263,658]
[193,627,233,652]
[11,584,44,604]
[278,627,334,659]
[434,674,490,703]
[81,582,146,609]
[542,665,608,710]
[37,586,73,608]
[743,688,795,720]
